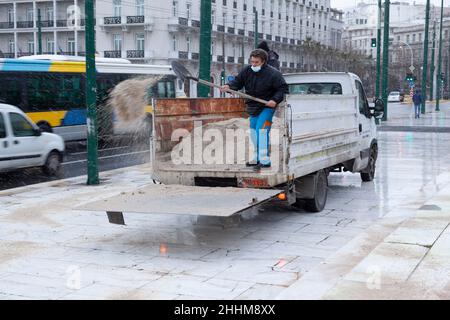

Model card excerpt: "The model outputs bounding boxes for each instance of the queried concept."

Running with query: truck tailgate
[77,184,282,224]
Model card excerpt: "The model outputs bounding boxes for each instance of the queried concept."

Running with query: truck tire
[360,144,378,182]
[42,151,62,176]
[304,170,328,212]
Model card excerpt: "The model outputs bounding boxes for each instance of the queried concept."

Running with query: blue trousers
[414,104,421,118]
[249,108,275,165]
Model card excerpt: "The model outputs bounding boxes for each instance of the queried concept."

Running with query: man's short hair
[250,49,268,63]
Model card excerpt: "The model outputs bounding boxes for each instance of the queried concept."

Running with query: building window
[211,10,215,25]
[172,35,177,51]
[412,34,416,42]
[46,7,53,21]
[27,8,34,22]
[113,34,122,51]
[67,38,75,53]
[8,9,14,23]
[172,1,178,17]
[186,36,191,52]
[186,3,191,20]
[46,38,54,53]
[113,0,122,17]
[136,0,144,16]
[136,33,144,50]
[406,34,410,43]
[9,39,14,53]
[28,40,34,54]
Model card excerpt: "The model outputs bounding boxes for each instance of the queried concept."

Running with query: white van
[0,104,65,175]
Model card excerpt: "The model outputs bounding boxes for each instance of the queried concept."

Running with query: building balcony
[191,52,199,60]
[104,16,121,25]
[227,56,235,63]
[104,50,121,58]
[0,52,15,58]
[40,20,54,27]
[17,52,33,57]
[127,50,144,58]
[56,19,67,27]
[126,16,144,24]
[178,51,188,59]
[227,27,235,34]
[16,21,33,28]
[0,22,14,29]
[238,29,245,36]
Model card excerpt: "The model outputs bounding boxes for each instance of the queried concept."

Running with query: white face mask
[251,65,262,73]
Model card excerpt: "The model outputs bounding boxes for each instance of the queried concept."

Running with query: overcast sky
[330,0,445,10]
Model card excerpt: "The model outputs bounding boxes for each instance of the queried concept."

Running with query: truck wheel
[361,144,378,182]
[304,170,328,213]
[43,151,62,176]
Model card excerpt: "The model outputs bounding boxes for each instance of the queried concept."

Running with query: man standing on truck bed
[221,49,289,171]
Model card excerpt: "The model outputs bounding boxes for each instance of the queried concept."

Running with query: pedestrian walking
[412,90,423,119]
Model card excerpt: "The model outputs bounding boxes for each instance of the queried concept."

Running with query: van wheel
[43,151,62,176]
[361,145,378,182]
[303,170,328,213]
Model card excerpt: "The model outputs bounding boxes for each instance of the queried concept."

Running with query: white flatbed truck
[80,72,384,225]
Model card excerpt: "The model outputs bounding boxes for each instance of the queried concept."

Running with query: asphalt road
[0,139,151,191]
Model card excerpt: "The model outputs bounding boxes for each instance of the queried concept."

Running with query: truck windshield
[289,83,343,95]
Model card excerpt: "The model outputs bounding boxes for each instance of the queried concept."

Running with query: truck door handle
[359,124,363,133]
[13,140,19,145]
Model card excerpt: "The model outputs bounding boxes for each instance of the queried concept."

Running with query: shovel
[171,61,270,105]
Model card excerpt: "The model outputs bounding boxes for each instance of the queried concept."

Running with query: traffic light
[371,38,377,48]
[440,73,445,84]
[405,73,414,82]
[220,70,225,84]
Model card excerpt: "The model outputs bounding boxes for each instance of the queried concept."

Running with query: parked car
[388,91,402,102]
[0,104,65,175]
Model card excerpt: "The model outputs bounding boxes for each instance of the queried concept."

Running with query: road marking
[62,150,150,165]
[68,146,131,156]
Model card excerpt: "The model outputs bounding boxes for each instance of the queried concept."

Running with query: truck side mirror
[370,98,384,119]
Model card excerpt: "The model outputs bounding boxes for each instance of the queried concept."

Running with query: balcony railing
[227,27,235,34]
[238,29,245,36]
[238,57,245,64]
[217,25,225,32]
[275,36,281,42]
[17,52,33,57]
[104,16,121,25]
[0,53,15,58]
[179,17,188,26]
[266,34,272,40]
[227,56,235,63]
[179,51,188,59]
[0,22,14,29]
[248,31,254,37]
[56,19,67,27]
[104,50,121,58]
[17,21,33,28]
[290,39,295,45]
[282,62,288,67]
[191,20,200,27]
[289,62,295,68]
[217,55,224,62]
[282,37,288,43]
[40,20,54,27]
[127,50,144,58]
[191,52,199,60]
[127,16,144,24]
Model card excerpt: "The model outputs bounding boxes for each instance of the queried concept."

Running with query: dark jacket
[227,65,289,116]
[258,41,280,70]
[413,93,422,105]
[267,50,281,70]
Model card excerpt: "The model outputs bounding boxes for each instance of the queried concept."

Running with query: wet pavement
[0,102,449,299]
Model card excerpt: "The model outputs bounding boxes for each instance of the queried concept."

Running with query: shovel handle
[196,78,270,105]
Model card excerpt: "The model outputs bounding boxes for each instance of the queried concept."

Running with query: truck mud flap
[76,184,282,225]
